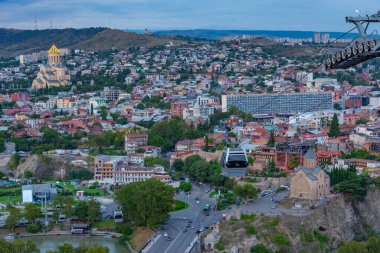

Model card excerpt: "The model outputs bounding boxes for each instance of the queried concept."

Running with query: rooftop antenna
[34,15,37,30]
[50,20,52,29]
[108,16,111,29]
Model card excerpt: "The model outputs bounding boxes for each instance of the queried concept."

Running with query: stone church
[32,44,71,90]
[290,147,330,200]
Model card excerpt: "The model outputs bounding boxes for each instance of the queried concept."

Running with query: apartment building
[113,166,171,184]
[221,93,333,114]
[125,133,149,153]
[101,86,121,102]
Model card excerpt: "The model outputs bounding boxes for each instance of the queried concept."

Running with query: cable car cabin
[221,147,249,177]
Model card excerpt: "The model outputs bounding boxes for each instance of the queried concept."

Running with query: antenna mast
[34,15,37,30]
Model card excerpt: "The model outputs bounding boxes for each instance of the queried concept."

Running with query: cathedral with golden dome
[32,44,71,90]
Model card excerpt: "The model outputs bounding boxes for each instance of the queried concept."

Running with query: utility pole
[44,194,48,232]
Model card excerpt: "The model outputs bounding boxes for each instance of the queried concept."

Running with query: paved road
[235,190,311,217]
[0,142,15,157]
[0,142,15,167]
[146,184,222,253]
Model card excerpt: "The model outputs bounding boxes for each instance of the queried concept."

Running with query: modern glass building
[221,93,333,114]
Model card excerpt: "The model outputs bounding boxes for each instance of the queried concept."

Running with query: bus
[203,204,210,216]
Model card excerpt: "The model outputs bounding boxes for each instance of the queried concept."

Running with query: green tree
[204,135,209,152]
[100,106,108,120]
[356,119,369,125]
[267,131,275,147]
[289,156,298,170]
[248,156,254,165]
[179,181,192,192]
[7,153,20,170]
[147,118,202,152]
[144,157,169,171]
[24,203,40,224]
[115,179,175,227]
[63,196,74,218]
[184,155,202,172]
[234,184,258,201]
[74,201,88,222]
[87,199,101,224]
[6,207,22,231]
[24,170,34,179]
[173,159,184,171]
[328,113,341,138]
[53,210,60,224]
[334,175,372,201]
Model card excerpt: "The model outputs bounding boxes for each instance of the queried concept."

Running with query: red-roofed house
[316,150,341,164]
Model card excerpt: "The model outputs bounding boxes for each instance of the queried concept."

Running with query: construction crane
[323,10,380,70]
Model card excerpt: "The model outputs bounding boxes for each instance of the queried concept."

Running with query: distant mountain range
[153,29,359,40]
[0,28,178,58]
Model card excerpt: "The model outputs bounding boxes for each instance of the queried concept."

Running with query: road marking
[163,223,182,253]
[142,234,161,253]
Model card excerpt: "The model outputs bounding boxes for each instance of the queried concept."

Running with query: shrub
[215,243,225,250]
[250,243,273,253]
[245,224,256,235]
[313,229,329,244]
[265,217,280,229]
[241,214,256,221]
[272,233,291,246]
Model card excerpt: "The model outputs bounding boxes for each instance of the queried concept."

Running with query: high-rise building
[221,93,333,114]
[321,33,330,44]
[314,32,321,44]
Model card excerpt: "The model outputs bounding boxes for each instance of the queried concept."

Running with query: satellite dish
[355,10,360,13]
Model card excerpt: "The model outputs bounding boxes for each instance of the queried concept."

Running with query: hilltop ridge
[0,27,178,57]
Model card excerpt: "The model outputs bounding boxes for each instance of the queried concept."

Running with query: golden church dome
[48,44,60,54]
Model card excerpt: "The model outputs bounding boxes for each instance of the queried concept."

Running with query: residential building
[275,142,310,170]
[221,93,333,114]
[125,133,148,153]
[113,166,171,184]
[10,92,30,102]
[101,86,121,102]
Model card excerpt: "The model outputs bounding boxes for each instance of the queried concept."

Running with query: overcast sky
[0,0,379,31]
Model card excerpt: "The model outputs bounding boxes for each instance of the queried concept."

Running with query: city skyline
[0,0,379,31]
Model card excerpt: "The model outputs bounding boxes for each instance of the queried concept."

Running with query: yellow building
[32,44,71,90]
[289,148,330,200]
[15,114,29,120]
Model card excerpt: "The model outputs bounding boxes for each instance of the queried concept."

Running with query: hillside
[0,28,179,57]
[72,29,178,51]
[212,190,380,253]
